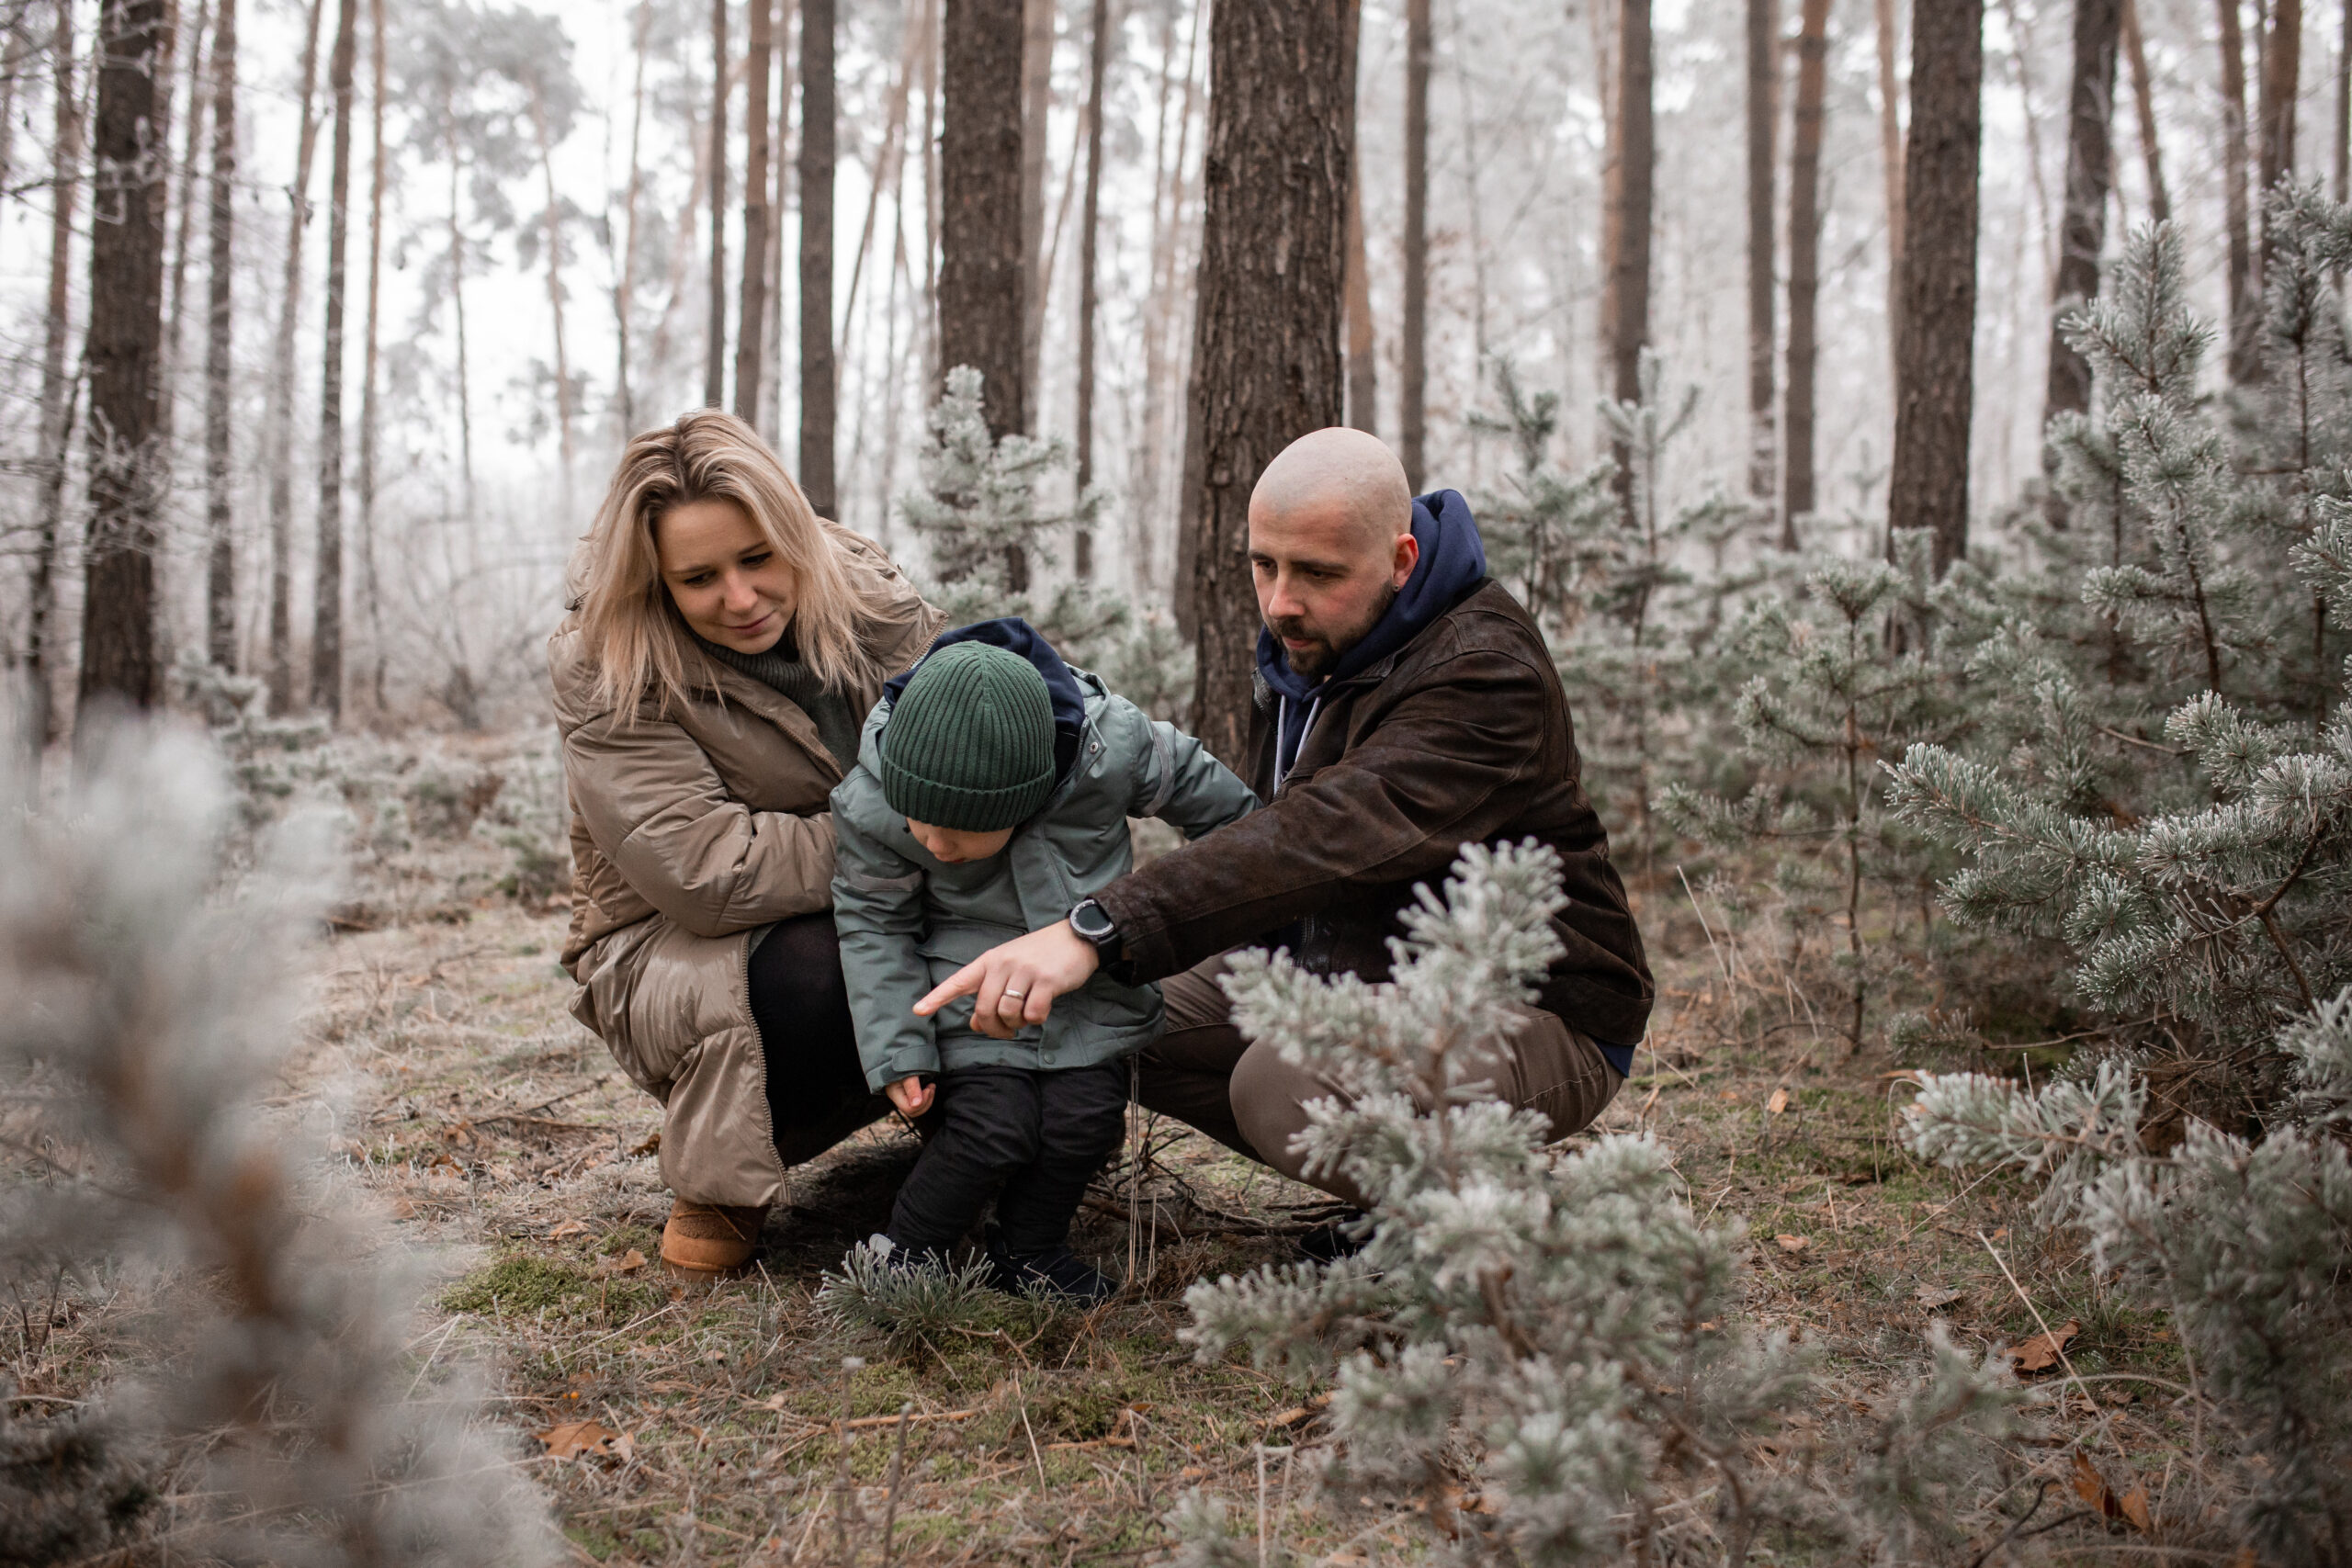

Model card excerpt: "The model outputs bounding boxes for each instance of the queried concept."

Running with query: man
[915,427,1652,1208]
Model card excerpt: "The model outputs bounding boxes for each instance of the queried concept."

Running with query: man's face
[1249,497,1419,680]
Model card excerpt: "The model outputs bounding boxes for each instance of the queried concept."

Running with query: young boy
[831,619,1258,1301]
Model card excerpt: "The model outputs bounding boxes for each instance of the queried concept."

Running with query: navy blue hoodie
[885,617,1089,784]
[1256,489,1490,784]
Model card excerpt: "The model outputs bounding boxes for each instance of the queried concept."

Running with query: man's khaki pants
[1135,953,1623,1209]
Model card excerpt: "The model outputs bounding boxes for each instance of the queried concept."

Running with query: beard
[1267,583,1398,681]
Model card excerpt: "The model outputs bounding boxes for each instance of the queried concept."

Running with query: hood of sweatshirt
[1256,488,1489,777]
[883,616,1088,783]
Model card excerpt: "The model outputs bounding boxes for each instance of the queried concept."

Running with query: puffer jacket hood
[1258,488,1489,780]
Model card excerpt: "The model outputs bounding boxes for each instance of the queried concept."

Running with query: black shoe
[1294,1209,1372,1264]
[985,1235,1119,1304]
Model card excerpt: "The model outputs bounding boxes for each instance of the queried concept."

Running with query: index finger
[914,956,988,1017]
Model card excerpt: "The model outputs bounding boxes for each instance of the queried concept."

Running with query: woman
[553,410,941,1277]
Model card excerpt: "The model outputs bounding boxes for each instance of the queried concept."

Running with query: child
[831,619,1258,1301]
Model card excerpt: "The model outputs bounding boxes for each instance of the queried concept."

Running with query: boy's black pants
[887,1061,1128,1257]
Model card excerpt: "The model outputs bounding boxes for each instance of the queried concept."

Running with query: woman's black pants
[750,913,889,1168]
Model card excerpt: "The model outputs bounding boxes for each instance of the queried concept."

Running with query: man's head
[1248,428,1418,680]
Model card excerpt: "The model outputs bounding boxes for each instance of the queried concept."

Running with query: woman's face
[654,497,797,654]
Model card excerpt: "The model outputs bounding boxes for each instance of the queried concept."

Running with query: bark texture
[358,0,386,708]
[311,0,357,721]
[1344,133,1375,435]
[2122,0,2169,223]
[28,0,85,743]
[2220,0,2257,381]
[2045,0,2120,423]
[1183,0,1354,765]
[736,0,771,426]
[2259,0,2302,268]
[706,0,728,407]
[1074,0,1113,579]
[1784,0,1830,538]
[1888,0,1981,576]
[1018,0,1053,419]
[1747,0,1779,505]
[78,0,176,717]
[205,0,237,670]
[1600,0,1654,483]
[1401,0,1430,491]
[1874,0,1905,350]
[800,0,837,514]
[263,0,325,713]
[940,0,1028,443]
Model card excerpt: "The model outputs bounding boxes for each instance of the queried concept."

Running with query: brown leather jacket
[554,524,941,1206]
[1091,579,1653,1054]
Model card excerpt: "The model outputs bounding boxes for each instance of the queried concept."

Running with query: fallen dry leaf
[537,1419,633,1461]
[2070,1450,2154,1531]
[548,1220,589,1239]
[2007,1319,2080,1375]
[1775,1234,1811,1254]
[1916,1285,1964,1310]
[592,1248,647,1279]
[1767,1087,1791,1115]
[628,1131,661,1157]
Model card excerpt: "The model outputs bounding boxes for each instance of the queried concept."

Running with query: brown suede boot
[660,1198,769,1278]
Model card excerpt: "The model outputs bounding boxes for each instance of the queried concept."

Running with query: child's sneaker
[984,1234,1118,1303]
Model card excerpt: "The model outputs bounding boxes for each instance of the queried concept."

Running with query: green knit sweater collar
[694,632,863,772]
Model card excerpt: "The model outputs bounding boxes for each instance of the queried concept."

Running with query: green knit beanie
[878,642,1057,831]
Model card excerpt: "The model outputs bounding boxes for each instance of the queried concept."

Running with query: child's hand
[886,1076,934,1117]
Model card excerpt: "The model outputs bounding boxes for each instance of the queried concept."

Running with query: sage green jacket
[831,671,1258,1090]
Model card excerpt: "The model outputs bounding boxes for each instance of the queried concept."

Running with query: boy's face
[906,819,1015,863]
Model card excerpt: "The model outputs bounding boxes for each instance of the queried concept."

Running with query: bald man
[916,428,1653,1217]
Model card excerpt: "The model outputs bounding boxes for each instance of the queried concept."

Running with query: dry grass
[3,755,2225,1564]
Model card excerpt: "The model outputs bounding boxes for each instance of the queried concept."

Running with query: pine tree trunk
[2221,0,2258,381]
[1183,0,1354,765]
[77,0,176,719]
[446,116,474,517]
[1136,0,1201,601]
[2123,0,2169,223]
[28,0,85,745]
[1018,0,1052,427]
[706,0,728,408]
[2335,0,2348,200]
[527,84,573,511]
[2260,0,2301,264]
[1747,0,1779,507]
[940,2,1027,435]
[161,0,209,448]
[1600,0,1654,490]
[205,0,236,671]
[1401,0,1430,491]
[799,0,837,514]
[263,0,325,714]
[1874,0,1905,357]
[1344,133,1376,436]
[2045,0,2120,423]
[762,0,793,449]
[1888,0,1981,576]
[309,0,355,722]
[1784,0,1829,540]
[615,0,650,437]
[359,0,384,709]
[736,0,771,426]
[1074,0,1112,579]
[0,6,28,204]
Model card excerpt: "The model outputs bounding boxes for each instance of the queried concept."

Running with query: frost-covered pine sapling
[1467,358,1622,641]
[1904,989,2352,1560]
[900,364,1105,599]
[1182,842,1815,1565]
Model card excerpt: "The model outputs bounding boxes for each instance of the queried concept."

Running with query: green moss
[441,1253,587,1315]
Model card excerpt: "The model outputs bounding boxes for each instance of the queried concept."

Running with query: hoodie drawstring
[1273,694,1322,795]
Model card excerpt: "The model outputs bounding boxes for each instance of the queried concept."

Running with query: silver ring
[1002,988,1026,999]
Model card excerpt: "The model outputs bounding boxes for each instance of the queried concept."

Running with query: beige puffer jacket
[553,524,942,1207]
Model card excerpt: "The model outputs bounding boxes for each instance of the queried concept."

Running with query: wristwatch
[1068,897,1123,962]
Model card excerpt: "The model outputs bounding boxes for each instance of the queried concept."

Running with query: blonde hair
[569,410,904,716]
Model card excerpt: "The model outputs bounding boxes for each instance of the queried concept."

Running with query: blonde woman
[553,410,942,1277]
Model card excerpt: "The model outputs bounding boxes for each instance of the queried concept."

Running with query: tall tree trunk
[1344,133,1376,435]
[736,0,771,425]
[77,0,176,719]
[446,113,473,516]
[28,0,85,745]
[1401,0,1430,491]
[706,0,728,407]
[359,0,384,709]
[262,0,325,713]
[1785,0,1829,541]
[2260,0,2301,264]
[2122,0,2169,223]
[2045,0,2121,423]
[1888,0,1981,575]
[615,0,650,436]
[1600,0,1654,492]
[1183,0,1354,764]
[0,6,30,202]
[1875,0,1905,355]
[527,83,573,511]
[310,0,355,721]
[762,0,794,450]
[940,0,1028,475]
[1019,0,1053,427]
[2221,0,2258,380]
[205,0,236,671]
[1136,0,1201,599]
[161,0,208,447]
[1747,0,1780,506]
[800,0,837,514]
[1074,0,1112,579]
[2335,0,2348,199]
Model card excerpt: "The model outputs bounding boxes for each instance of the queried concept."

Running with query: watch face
[1072,902,1111,939]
